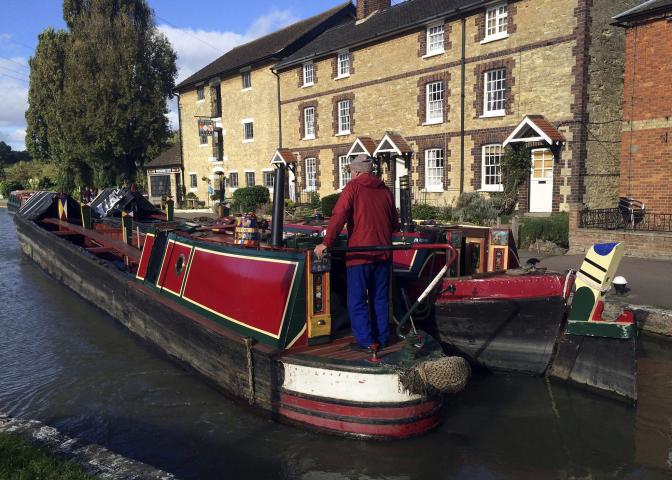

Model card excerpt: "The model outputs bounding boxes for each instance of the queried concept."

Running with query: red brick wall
[620,128,672,212]
[569,228,672,259]
[623,19,672,122]
[620,18,672,212]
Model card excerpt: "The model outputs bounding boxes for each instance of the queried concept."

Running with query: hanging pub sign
[198,119,214,136]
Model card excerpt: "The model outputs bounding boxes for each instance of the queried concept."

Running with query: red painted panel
[393,250,416,271]
[280,393,439,420]
[158,242,192,295]
[136,235,155,280]
[182,249,298,337]
[278,407,441,438]
[436,274,565,302]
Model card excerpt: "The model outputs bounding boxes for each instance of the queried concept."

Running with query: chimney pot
[357,0,391,20]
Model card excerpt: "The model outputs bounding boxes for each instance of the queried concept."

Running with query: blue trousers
[346,262,391,347]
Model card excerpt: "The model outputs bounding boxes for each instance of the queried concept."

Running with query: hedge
[519,212,569,248]
[232,185,270,212]
[321,193,340,216]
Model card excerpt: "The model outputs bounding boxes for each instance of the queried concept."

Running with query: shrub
[232,185,270,212]
[519,212,569,248]
[186,192,198,200]
[0,180,24,197]
[307,192,320,210]
[412,203,440,220]
[321,193,340,216]
[454,192,499,225]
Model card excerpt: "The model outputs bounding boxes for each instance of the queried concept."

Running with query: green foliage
[454,192,499,225]
[0,181,25,197]
[320,193,340,216]
[232,185,270,212]
[0,432,93,479]
[307,192,321,210]
[491,146,531,215]
[412,203,440,220]
[519,212,569,248]
[26,0,177,191]
[185,192,198,200]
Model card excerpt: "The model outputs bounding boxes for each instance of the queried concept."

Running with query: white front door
[288,169,296,202]
[394,158,408,209]
[529,148,554,213]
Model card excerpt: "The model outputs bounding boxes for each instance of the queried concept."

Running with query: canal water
[1,208,671,480]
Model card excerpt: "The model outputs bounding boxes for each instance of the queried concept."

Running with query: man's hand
[314,243,328,258]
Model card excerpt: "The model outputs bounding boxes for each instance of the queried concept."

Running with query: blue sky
[0,0,351,151]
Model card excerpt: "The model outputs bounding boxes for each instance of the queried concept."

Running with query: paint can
[235,213,260,246]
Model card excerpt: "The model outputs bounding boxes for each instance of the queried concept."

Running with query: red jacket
[323,173,398,267]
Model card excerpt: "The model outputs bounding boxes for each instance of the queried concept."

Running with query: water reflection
[1,209,671,479]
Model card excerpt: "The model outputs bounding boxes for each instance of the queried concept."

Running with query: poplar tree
[26,0,176,190]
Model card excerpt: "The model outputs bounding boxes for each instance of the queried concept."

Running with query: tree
[26,0,177,191]
[0,141,9,181]
[62,0,176,187]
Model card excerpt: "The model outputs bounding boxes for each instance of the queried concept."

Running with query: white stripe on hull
[281,363,422,403]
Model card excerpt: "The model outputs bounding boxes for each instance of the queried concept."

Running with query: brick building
[174,2,353,204]
[176,0,638,213]
[614,0,672,213]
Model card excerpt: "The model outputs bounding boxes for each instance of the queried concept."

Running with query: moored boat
[13,185,470,439]
[7,190,35,214]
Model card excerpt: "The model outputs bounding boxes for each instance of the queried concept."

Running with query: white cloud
[0,56,29,150]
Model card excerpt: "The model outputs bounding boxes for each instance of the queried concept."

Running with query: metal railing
[580,208,672,232]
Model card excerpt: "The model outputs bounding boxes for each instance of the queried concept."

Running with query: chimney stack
[357,0,391,20]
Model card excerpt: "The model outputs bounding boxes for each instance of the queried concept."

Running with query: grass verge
[0,432,93,479]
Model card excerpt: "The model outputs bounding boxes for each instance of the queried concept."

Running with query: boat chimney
[399,174,414,233]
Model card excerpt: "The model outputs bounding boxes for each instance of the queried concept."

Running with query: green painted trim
[566,320,636,339]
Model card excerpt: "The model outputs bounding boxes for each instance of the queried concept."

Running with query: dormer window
[482,3,508,43]
[426,23,445,56]
[303,62,314,86]
[337,51,350,78]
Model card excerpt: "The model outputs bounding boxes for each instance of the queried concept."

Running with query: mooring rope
[243,337,255,405]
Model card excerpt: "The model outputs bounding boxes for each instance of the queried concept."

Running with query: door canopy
[347,137,377,158]
[270,148,297,167]
[373,132,413,157]
[503,115,565,148]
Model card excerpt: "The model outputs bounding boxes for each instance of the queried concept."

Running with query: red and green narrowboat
[13,187,470,439]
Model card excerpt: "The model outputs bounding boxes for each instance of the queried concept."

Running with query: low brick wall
[569,228,672,259]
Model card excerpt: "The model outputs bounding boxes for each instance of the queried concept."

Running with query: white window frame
[262,169,275,190]
[425,22,445,57]
[302,62,314,87]
[337,100,351,135]
[189,172,198,191]
[229,171,239,190]
[482,3,509,44]
[245,170,255,187]
[336,50,350,78]
[303,106,315,140]
[338,155,351,190]
[241,70,252,91]
[305,157,317,192]
[424,149,444,192]
[242,119,254,142]
[481,144,504,192]
[425,81,444,125]
[483,69,506,117]
[196,84,205,102]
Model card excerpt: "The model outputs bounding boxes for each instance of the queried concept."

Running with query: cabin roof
[144,143,182,169]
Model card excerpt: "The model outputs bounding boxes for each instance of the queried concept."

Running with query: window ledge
[241,87,252,92]
[189,187,198,192]
[479,186,504,192]
[242,139,254,143]
[334,73,350,80]
[480,111,505,119]
[480,33,509,45]
[422,119,444,126]
[301,82,314,88]
[424,187,444,193]
[199,143,209,148]
[303,135,316,141]
[335,131,351,136]
[422,50,444,59]
[196,99,205,104]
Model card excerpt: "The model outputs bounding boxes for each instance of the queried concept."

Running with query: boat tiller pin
[396,265,448,343]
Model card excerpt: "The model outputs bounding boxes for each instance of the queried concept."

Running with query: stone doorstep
[0,413,177,480]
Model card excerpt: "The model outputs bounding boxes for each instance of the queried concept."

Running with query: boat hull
[434,295,566,374]
[13,214,443,439]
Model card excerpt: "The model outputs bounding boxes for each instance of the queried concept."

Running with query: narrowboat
[13,183,470,439]
[7,190,35,214]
